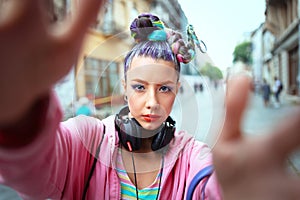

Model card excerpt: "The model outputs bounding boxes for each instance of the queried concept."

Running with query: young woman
[1,1,300,200]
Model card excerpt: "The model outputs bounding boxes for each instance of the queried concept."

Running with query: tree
[233,41,252,65]
[200,62,223,80]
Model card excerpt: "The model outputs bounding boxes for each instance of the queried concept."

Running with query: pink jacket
[0,93,222,199]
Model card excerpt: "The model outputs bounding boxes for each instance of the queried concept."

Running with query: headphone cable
[81,126,106,200]
[127,142,139,200]
[156,152,164,200]
[128,141,165,200]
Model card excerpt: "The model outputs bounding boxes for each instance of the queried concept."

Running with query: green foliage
[233,41,252,64]
[200,62,223,80]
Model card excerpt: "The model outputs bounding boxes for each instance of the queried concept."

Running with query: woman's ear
[122,79,127,94]
[122,79,126,92]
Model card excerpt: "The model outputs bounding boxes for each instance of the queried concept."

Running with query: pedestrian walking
[261,79,271,107]
[199,83,204,92]
[75,97,93,116]
[1,2,300,200]
[194,82,198,93]
[272,76,283,108]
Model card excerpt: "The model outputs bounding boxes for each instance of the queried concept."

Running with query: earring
[124,95,128,101]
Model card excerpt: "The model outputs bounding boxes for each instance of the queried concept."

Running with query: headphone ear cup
[124,119,142,151]
[115,109,142,151]
[151,130,164,151]
[115,115,127,149]
[151,117,175,151]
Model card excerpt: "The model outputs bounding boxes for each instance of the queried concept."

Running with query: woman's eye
[131,84,145,91]
[159,86,172,93]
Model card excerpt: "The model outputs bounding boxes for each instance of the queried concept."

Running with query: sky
[178,0,266,70]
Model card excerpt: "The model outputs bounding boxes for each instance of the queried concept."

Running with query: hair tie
[131,13,167,43]
[148,30,167,41]
[152,20,165,30]
[176,54,184,63]
[171,42,180,54]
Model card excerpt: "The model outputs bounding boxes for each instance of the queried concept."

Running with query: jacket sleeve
[0,92,105,199]
[187,140,223,200]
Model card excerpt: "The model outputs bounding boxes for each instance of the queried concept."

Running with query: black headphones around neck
[115,106,176,151]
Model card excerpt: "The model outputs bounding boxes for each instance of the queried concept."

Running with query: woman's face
[124,56,180,130]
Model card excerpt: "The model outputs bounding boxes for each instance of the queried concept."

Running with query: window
[84,58,121,98]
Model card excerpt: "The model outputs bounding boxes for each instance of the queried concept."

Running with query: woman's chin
[140,121,163,131]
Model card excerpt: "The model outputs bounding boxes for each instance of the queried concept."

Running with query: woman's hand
[0,0,104,124]
[213,76,300,200]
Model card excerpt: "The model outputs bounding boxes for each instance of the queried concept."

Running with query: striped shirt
[116,149,161,200]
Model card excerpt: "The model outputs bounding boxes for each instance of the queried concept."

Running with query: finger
[221,75,251,141]
[268,108,300,161]
[38,0,106,86]
[0,0,46,32]
[59,0,105,40]
[0,0,28,29]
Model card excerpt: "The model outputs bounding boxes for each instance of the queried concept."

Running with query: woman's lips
[142,114,160,122]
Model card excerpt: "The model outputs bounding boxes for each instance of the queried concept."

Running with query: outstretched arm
[213,76,300,200]
[0,0,104,126]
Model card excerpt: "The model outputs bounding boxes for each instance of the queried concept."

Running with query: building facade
[264,0,300,97]
[251,23,264,85]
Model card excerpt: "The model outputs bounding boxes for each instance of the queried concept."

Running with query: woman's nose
[145,89,159,109]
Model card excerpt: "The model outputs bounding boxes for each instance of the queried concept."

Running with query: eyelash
[159,86,173,93]
[131,84,145,92]
[131,84,173,93]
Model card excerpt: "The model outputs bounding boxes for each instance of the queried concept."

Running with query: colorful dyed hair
[124,13,199,79]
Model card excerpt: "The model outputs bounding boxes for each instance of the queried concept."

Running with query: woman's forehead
[130,56,176,69]
[127,57,178,83]
[126,65,178,84]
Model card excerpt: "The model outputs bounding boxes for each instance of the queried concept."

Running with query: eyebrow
[131,79,176,85]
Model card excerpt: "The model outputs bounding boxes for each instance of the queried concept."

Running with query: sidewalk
[243,92,300,176]
[284,94,300,105]
[243,92,297,135]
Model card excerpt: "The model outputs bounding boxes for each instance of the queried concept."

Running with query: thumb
[221,75,251,141]
[68,0,105,37]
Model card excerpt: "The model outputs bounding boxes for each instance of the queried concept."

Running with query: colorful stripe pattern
[116,149,161,200]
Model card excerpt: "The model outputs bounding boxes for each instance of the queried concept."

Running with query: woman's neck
[120,140,163,189]
[137,137,154,153]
